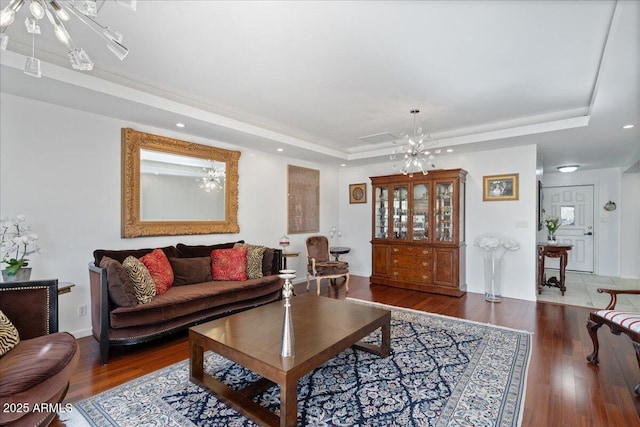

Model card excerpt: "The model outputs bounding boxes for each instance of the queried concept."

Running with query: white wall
[0,93,339,337]
[339,144,539,302]
[543,168,623,276]
[620,172,640,279]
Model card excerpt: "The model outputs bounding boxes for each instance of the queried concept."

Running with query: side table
[329,246,351,261]
[537,243,573,295]
[282,251,300,270]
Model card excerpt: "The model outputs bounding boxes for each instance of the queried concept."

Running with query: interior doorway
[542,185,594,273]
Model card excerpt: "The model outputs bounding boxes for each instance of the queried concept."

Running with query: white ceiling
[1,0,638,172]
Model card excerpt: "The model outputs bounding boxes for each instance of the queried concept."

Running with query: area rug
[67,300,532,426]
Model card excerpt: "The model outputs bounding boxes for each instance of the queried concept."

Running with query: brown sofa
[0,280,80,427]
[89,241,283,364]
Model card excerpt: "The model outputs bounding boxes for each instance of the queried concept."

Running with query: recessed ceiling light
[623,124,635,129]
[557,165,579,173]
[277,148,284,152]
[176,122,185,128]
[340,163,347,167]
[446,148,453,153]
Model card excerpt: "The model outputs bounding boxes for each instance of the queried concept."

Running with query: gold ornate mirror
[121,128,240,237]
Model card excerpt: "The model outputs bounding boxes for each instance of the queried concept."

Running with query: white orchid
[1,215,40,276]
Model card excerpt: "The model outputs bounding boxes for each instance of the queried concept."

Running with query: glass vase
[483,251,503,302]
[547,231,557,243]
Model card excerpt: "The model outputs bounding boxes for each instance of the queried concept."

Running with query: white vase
[2,267,32,282]
[483,252,503,302]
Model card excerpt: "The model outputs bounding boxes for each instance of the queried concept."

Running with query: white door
[542,185,594,272]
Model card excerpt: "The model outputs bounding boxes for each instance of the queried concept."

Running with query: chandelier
[197,167,225,193]
[391,109,438,176]
[0,0,136,78]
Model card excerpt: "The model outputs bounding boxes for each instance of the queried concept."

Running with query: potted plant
[1,215,40,282]
[544,216,561,242]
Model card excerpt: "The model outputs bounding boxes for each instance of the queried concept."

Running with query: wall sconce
[329,226,342,239]
[603,201,617,211]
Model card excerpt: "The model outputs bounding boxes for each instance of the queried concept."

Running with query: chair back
[306,235,330,262]
[0,279,58,339]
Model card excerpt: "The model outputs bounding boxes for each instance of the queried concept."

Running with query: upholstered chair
[586,288,640,394]
[0,280,80,427]
[305,235,349,295]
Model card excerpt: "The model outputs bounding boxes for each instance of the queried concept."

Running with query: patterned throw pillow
[211,247,248,281]
[141,248,174,295]
[122,256,156,304]
[234,243,266,279]
[0,310,20,356]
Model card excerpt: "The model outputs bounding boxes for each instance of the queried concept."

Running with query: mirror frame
[121,128,240,237]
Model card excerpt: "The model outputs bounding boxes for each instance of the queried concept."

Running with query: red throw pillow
[211,247,248,281]
[141,248,174,295]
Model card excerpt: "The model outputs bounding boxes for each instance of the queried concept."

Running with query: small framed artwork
[483,174,519,201]
[349,183,367,204]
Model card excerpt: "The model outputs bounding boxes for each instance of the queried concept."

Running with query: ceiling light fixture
[0,0,136,77]
[175,122,185,128]
[557,165,579,173]
[622,124,635,129]
[390,109,437,176]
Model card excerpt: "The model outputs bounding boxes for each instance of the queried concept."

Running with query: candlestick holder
[278,271,296,357]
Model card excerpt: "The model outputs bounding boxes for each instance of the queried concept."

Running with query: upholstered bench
[586,288,640,394]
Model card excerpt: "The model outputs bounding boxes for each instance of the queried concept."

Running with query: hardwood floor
[54,276,640,426]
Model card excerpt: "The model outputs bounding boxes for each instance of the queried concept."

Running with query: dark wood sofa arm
[596,288,640,310]
[0,279,58,339]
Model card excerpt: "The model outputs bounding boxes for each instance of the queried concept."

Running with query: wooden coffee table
[189,294,391,427]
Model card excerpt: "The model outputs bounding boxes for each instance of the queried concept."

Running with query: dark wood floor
[54,276,640,427]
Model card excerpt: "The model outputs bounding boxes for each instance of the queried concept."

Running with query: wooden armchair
[0,280,80,426]
[305,235,349,296]
[586,288,640,394]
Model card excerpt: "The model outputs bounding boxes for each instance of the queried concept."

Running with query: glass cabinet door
[412,183,429,241]
[435,181,454,242]
[393,185,408,240]
[374,186,389,239]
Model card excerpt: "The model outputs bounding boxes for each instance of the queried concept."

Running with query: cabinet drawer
[390,246,431,257]
[391,254,431,268]
[390,268,432,284]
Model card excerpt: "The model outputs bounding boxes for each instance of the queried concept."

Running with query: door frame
[542,182,599,274]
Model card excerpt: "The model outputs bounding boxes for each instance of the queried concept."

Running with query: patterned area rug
[68,300,531,426]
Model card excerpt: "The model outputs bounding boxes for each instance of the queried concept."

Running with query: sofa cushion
[0,332,77,397]
[94,246,177,267]
[122,256,156,304]
[212,247,248,281]
[0,310,19,356]
[109,276,282,329]
[262,248,275,276]
[100,256,138,307]
[141,249,174,295]
[176,241,244,258]
[169,257,212,286]
[234,243,266,279]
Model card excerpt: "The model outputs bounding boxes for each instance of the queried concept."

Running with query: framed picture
[349,183,367,204]
[483,174,519,201]
[287,165,319,233]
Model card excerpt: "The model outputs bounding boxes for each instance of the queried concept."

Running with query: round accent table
[329,246,351,261]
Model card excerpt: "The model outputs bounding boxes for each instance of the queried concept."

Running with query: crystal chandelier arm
[0,0,25,27]
[44,6,71,45]
[64,1,128,59]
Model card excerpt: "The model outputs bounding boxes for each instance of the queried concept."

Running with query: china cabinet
[370,169,467,296]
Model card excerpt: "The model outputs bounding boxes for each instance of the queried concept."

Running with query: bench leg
[586,319,603,365]
[633,341,640,396]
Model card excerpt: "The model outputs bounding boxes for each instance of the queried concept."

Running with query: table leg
[190,338,204,380]
[280,377,298,427]
[559,253,567,296]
